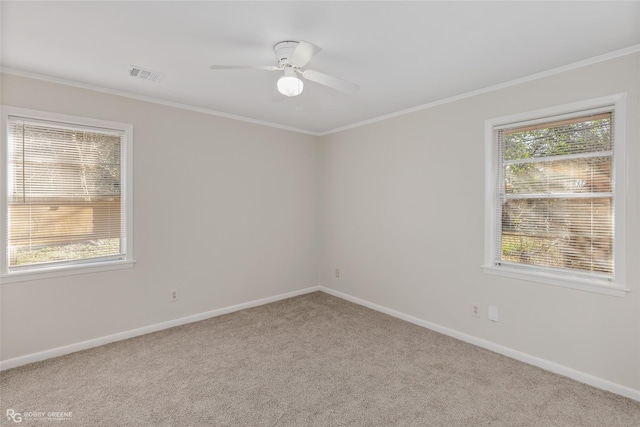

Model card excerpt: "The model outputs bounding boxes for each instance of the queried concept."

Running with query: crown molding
[2,43,639,137]
[0,67,320,136]
[319,44,640,136]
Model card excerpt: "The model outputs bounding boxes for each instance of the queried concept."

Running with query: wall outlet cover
[488,305,499,322]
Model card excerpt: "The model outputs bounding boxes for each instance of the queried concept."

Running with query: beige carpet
[1,291,639,426]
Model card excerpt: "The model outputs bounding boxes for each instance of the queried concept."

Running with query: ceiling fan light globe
[277,76,304,97]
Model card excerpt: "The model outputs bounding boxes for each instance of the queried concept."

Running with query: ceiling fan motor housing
[274,41,299,69]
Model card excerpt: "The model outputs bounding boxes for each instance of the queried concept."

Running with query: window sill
[482,264,629,297]
[1,259,136,284]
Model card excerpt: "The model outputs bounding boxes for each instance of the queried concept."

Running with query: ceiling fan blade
[288,41,321,68]
[210,65,280,71]
[301,69,359,94]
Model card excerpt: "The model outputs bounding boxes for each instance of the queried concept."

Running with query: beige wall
[0,73,319,360]
[318,53,640,391]
[1,51,639,396]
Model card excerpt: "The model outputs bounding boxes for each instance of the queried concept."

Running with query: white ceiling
[2,1,640,135]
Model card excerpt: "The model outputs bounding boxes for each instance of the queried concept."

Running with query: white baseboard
[0,286,321,371]
[319,286,640,402]
[3,284,638,403]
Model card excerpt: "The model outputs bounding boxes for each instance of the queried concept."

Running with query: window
[483,95,627,296]
[1,107,133,282]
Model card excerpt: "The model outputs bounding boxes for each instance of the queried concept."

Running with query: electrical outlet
[335,268,340,278]
[488,305,499,322]
[471,303,480,317]
[170,290,178,302]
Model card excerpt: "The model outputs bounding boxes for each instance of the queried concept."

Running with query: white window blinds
[7,116,126,269]
[495,110,614,277]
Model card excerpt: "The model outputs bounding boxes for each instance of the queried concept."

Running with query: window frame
[1,106,134,283]
[483,94,628,297]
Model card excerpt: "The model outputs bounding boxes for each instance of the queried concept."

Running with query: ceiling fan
[210,41,359,97]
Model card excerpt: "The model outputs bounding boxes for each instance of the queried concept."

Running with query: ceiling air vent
[128,65,164,82]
